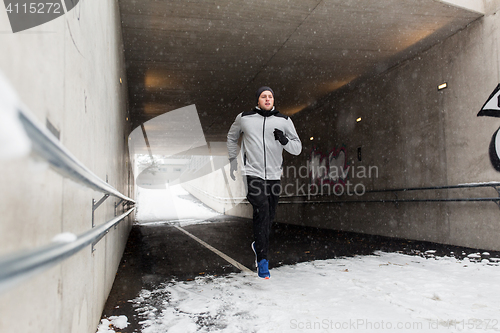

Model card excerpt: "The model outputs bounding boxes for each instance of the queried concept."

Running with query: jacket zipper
[263,117,267,180]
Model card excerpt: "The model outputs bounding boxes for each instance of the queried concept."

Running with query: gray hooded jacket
[227,107,302,180]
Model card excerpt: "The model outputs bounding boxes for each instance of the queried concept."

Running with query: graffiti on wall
[478,84,500,171]
[309,145,350,185]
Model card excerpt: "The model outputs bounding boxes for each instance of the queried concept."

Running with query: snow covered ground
[135,184,221,223]
[97,183,500,332]
[99,251,500,333]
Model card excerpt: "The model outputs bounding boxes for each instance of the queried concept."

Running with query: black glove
[273,128,289,145]
[229,158,238,180]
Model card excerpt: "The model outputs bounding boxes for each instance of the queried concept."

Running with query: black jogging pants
[246,176,281,262]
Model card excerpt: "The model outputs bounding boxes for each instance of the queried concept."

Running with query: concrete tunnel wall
[0,1,132,333]
[185,5,500,251]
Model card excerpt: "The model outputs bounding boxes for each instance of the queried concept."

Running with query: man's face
[258,91,274,111]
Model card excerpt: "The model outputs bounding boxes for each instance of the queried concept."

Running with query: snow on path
[97,315,129,332]
[124,252,500,333]
[135,184,220,223]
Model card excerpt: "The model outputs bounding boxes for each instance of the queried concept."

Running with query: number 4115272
[5,2,62,14]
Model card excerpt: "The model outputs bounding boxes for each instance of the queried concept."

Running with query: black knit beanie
[256,86,274,104]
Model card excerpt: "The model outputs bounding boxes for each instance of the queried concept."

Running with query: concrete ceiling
[119,0,483,145]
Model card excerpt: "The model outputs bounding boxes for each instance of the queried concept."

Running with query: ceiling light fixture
[437,82,447,90]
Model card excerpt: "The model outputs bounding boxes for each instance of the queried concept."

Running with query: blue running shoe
[257,259,270,279]
[251,242,257,268]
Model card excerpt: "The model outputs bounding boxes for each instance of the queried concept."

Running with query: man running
[227,86,302,278]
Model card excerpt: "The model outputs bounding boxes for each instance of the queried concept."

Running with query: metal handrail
[0,92,136,293]
[366,181,500,193]
[279,181,500,198]
[279,197,500,204]
[277,181,500,205]
[18,109,135,203]
[0,208,135,293]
